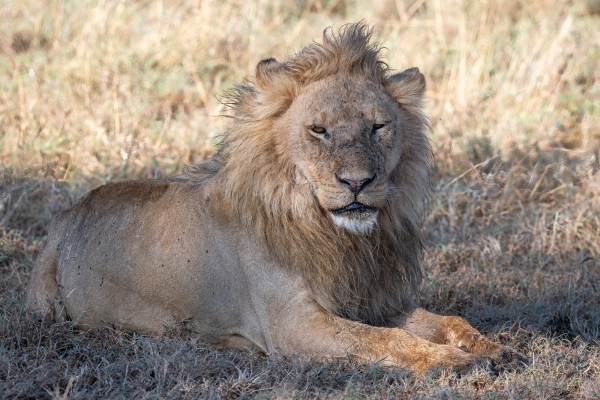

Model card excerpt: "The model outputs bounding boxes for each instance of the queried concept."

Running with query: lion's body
[27,24,526,374]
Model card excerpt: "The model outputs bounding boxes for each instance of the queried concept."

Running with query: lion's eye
[311,126,327,134]
[373,123,386,130]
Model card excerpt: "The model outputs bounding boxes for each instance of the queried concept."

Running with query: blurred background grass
[1,0,598,183]
[1,0,600,397]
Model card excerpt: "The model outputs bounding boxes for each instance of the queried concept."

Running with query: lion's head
[186,23,432,324]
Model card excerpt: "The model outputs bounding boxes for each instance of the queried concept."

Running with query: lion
[26,23,527,374]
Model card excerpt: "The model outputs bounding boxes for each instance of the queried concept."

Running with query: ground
[1,0,600,398]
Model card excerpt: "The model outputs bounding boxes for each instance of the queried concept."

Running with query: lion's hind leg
[26,233,65,322]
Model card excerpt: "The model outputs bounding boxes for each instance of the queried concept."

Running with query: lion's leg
[272,300,491,375]
[394,308,528,369]
[25,234,65,321]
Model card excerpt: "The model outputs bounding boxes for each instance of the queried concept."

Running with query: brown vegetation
[1,0,599,398]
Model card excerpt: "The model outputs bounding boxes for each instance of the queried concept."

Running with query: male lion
[27,23,526,374]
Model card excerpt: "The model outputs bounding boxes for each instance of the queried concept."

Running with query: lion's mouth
[332,202,378,218]
[330,202,378,235]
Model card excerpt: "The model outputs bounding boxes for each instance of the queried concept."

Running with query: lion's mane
[185,23,432,325]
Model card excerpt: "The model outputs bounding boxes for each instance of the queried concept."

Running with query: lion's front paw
[455,355,498,377]
[484,344,530,371]
[458,333,529,372]
[436,345,498,376]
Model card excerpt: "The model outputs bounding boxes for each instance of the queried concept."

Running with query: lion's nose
[336,174,377,194]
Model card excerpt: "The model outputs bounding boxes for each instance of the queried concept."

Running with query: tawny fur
[186,24,430,324]
[28,23,528,374]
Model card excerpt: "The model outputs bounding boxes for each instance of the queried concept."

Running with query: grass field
[1,0,600,397]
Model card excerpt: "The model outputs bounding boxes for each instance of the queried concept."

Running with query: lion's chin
[330,203,378,235]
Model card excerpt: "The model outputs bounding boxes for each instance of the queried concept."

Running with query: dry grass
[1,0,600,398]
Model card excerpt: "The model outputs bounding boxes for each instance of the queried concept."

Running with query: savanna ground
[1,0,600,398]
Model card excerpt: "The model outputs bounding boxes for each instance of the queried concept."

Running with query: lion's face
[280,75,406,235]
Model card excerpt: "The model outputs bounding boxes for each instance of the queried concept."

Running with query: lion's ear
[256,58,291,90]
[254,58,297,118]
[386,67,426,108]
